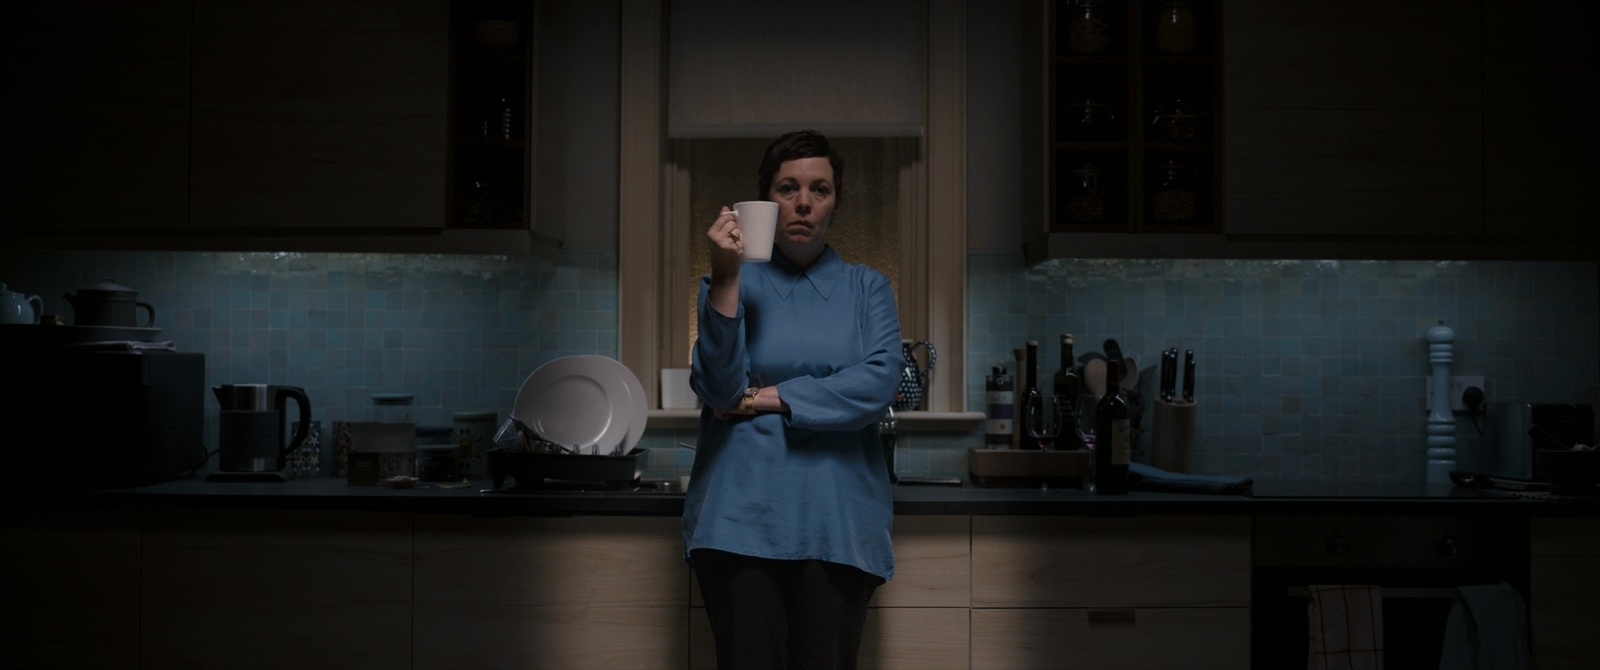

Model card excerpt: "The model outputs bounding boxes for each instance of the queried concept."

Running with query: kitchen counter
[16,475,1598,517]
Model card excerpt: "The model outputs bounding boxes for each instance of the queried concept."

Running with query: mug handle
[909,340,937,375]
[275,386,313,459]
[136,302,156,328]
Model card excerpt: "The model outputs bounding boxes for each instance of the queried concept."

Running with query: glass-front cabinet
[1044,0,1222,237]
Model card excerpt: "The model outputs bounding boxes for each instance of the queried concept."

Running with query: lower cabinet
[1,507,141,670]
[140,509,414,670]
[1,509,1270,670]
[1531,517,1600,670]
[413,515,689,670]
[971,515,1252,670]
[971,607,1250,670]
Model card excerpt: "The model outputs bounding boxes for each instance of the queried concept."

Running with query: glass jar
[1063,164,1110,225]
[1149,98,1207,142]
[452,409,497,478]
[1065,0,1113,55]
[1154,0,1199,54]
[1059,99,1119,142]
[366,393,415,423]
[1150,160,1198,224]
[415,426,459,482]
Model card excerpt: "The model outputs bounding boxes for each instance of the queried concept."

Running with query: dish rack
[486,448,647,490]
[486,417,645,489]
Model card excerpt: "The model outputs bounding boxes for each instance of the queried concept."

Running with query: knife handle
[1182,349,1195,402]
[1160,349,1176,402]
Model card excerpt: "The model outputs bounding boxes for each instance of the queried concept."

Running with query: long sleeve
[776,269,901,432]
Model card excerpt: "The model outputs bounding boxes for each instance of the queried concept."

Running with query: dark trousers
[691,548,881,670]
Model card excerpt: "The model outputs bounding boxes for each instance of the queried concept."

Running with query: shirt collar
[759,246,843,300]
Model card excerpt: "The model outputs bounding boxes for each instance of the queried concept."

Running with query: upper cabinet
[1225,0,1480,238]
[1483,2,1595,237]
[3,0,563,258]
[1023,0,1597,263]
[190,1,449,232]
[2,1,191,234]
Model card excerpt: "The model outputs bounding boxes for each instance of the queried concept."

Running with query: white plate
[579,355,649,455]
[512,356,629,455]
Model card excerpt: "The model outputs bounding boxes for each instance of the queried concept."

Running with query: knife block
[1151,398,1197,473]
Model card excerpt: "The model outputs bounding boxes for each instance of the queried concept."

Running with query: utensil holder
[1151,398,1197,473]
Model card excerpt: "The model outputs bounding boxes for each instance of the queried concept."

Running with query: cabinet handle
[1086,609,1136,627]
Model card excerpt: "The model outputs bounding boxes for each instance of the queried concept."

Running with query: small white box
[660,368,698,410]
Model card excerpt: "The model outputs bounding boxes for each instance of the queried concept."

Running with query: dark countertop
[16,475,1599,517]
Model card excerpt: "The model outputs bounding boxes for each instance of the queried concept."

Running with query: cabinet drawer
[691,606,970,670]
[971,607,1249,670]
[973,515,1249,607]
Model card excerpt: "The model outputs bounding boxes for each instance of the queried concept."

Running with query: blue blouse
[683,246,904,581]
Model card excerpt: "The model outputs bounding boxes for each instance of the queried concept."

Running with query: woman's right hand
[707,207,743,279]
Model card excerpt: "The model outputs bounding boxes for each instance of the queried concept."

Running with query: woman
[684,130,904,670]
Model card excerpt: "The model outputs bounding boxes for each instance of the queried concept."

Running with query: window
[618,1,967,413]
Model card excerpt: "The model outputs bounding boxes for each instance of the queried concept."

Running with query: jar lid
[371,393,415,405]
[78,278,138,296]
[415,425,454,437]
[417,443,457,454]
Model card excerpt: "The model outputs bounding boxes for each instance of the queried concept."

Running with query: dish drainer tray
[487,448,647,490]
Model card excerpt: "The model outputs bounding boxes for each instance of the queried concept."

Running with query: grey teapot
[62,278,156,328]
[1,283,44,324]
[894,339,937,411]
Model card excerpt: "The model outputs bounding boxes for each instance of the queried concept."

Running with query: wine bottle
[1022,341,1040,450]
[1094,358,1130,494]
[985,365,1013,448]
[1053,334,1084,450]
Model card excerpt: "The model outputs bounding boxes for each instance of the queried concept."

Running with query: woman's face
[767,156,836,265]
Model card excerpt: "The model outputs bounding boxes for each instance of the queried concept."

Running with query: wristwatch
[741,386,759,414]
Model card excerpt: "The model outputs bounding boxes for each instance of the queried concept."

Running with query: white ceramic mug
[660,368,697,410]
[731,201,779,262]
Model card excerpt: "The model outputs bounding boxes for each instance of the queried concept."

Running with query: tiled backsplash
[4,249,1595,485]
[1,249,618,474]
[967,253,1600,484]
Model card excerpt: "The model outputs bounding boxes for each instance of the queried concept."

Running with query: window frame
[618,0,967,414]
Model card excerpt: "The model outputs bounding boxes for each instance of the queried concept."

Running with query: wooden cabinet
[1224,1,1481,238]
[1,1,191,235]
[190,0,448,232]
[1483,2,1598,237]
[1531,517,1600,669]
[1030,0,1224,236]
[139,509,413,670]
[413,515,688,670]
[3,0,562,256]
[971,607,1249,670]
[1024,0,1594,262]
[0,507,141,670]
[448,0,566,249]
[970,515,1251,669]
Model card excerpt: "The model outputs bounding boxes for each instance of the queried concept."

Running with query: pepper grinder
[1426,321,1457,485]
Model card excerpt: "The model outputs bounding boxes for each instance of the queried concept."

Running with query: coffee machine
[207,384,311,482]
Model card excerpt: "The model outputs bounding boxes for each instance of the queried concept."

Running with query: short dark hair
[756,130,844,204]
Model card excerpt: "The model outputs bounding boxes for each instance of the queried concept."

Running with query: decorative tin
[286,420,322,478]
